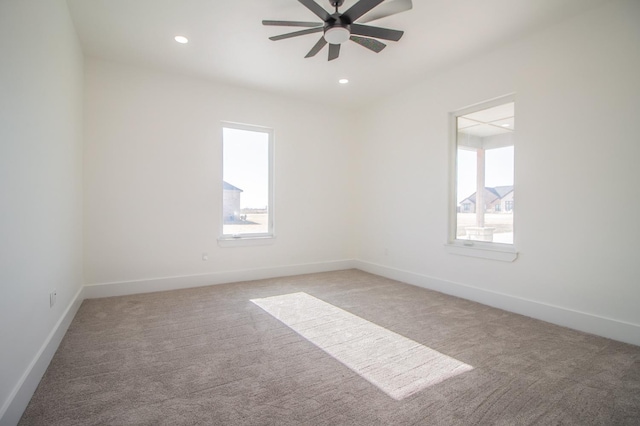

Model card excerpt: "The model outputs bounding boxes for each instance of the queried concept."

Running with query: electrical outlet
[49,290,57,308]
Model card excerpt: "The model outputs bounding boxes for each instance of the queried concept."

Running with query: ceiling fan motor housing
[324,19,351,44]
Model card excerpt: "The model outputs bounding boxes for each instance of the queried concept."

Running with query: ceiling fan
[263,0,412,61]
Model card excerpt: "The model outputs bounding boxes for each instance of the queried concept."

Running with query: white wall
[83,58,355,287]
[354,0,640,342]
[0,0,84,423]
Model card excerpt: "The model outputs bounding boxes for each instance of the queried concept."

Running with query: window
[221,123,273,239]
[450,96,515,249]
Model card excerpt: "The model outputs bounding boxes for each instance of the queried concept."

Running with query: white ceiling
[66,0,608,108]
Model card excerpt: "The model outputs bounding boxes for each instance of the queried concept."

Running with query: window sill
[217,235,275,248]
[445,242,518,262]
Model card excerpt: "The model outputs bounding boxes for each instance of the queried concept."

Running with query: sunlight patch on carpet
[251,292,473,400]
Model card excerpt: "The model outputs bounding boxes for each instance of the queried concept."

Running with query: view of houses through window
[455,100,514,244]
[222,124,272,237]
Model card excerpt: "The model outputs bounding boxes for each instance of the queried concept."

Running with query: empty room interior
[2,0,640,424]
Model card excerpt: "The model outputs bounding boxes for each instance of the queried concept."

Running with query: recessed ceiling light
[174,36,189,44]
[339,78,349,84]
[501,123,510,127]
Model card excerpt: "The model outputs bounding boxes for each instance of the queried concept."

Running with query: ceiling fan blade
[328,43,340,61]
[350,23,403,41]
[298,0,331,22]
[269,27,324,41]
[359,0,412,23]
[342,0,384,23]
[350,35,386,53]
[305,37,328,58]
[263,20,322,27]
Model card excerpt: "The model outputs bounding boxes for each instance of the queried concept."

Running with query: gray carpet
[19,270,640,425]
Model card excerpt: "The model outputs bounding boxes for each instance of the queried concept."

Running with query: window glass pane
[455,102,514,244]
[222,126,270,236]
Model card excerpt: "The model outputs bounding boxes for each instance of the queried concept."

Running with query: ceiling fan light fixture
[324,26,350,44]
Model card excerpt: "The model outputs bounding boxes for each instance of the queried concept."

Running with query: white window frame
[218,122,275,246]
[446,94,518,262]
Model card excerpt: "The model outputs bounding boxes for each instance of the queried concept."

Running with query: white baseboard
[354,260,640,347]
[0,286,85,426]
[84,259,356,299]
